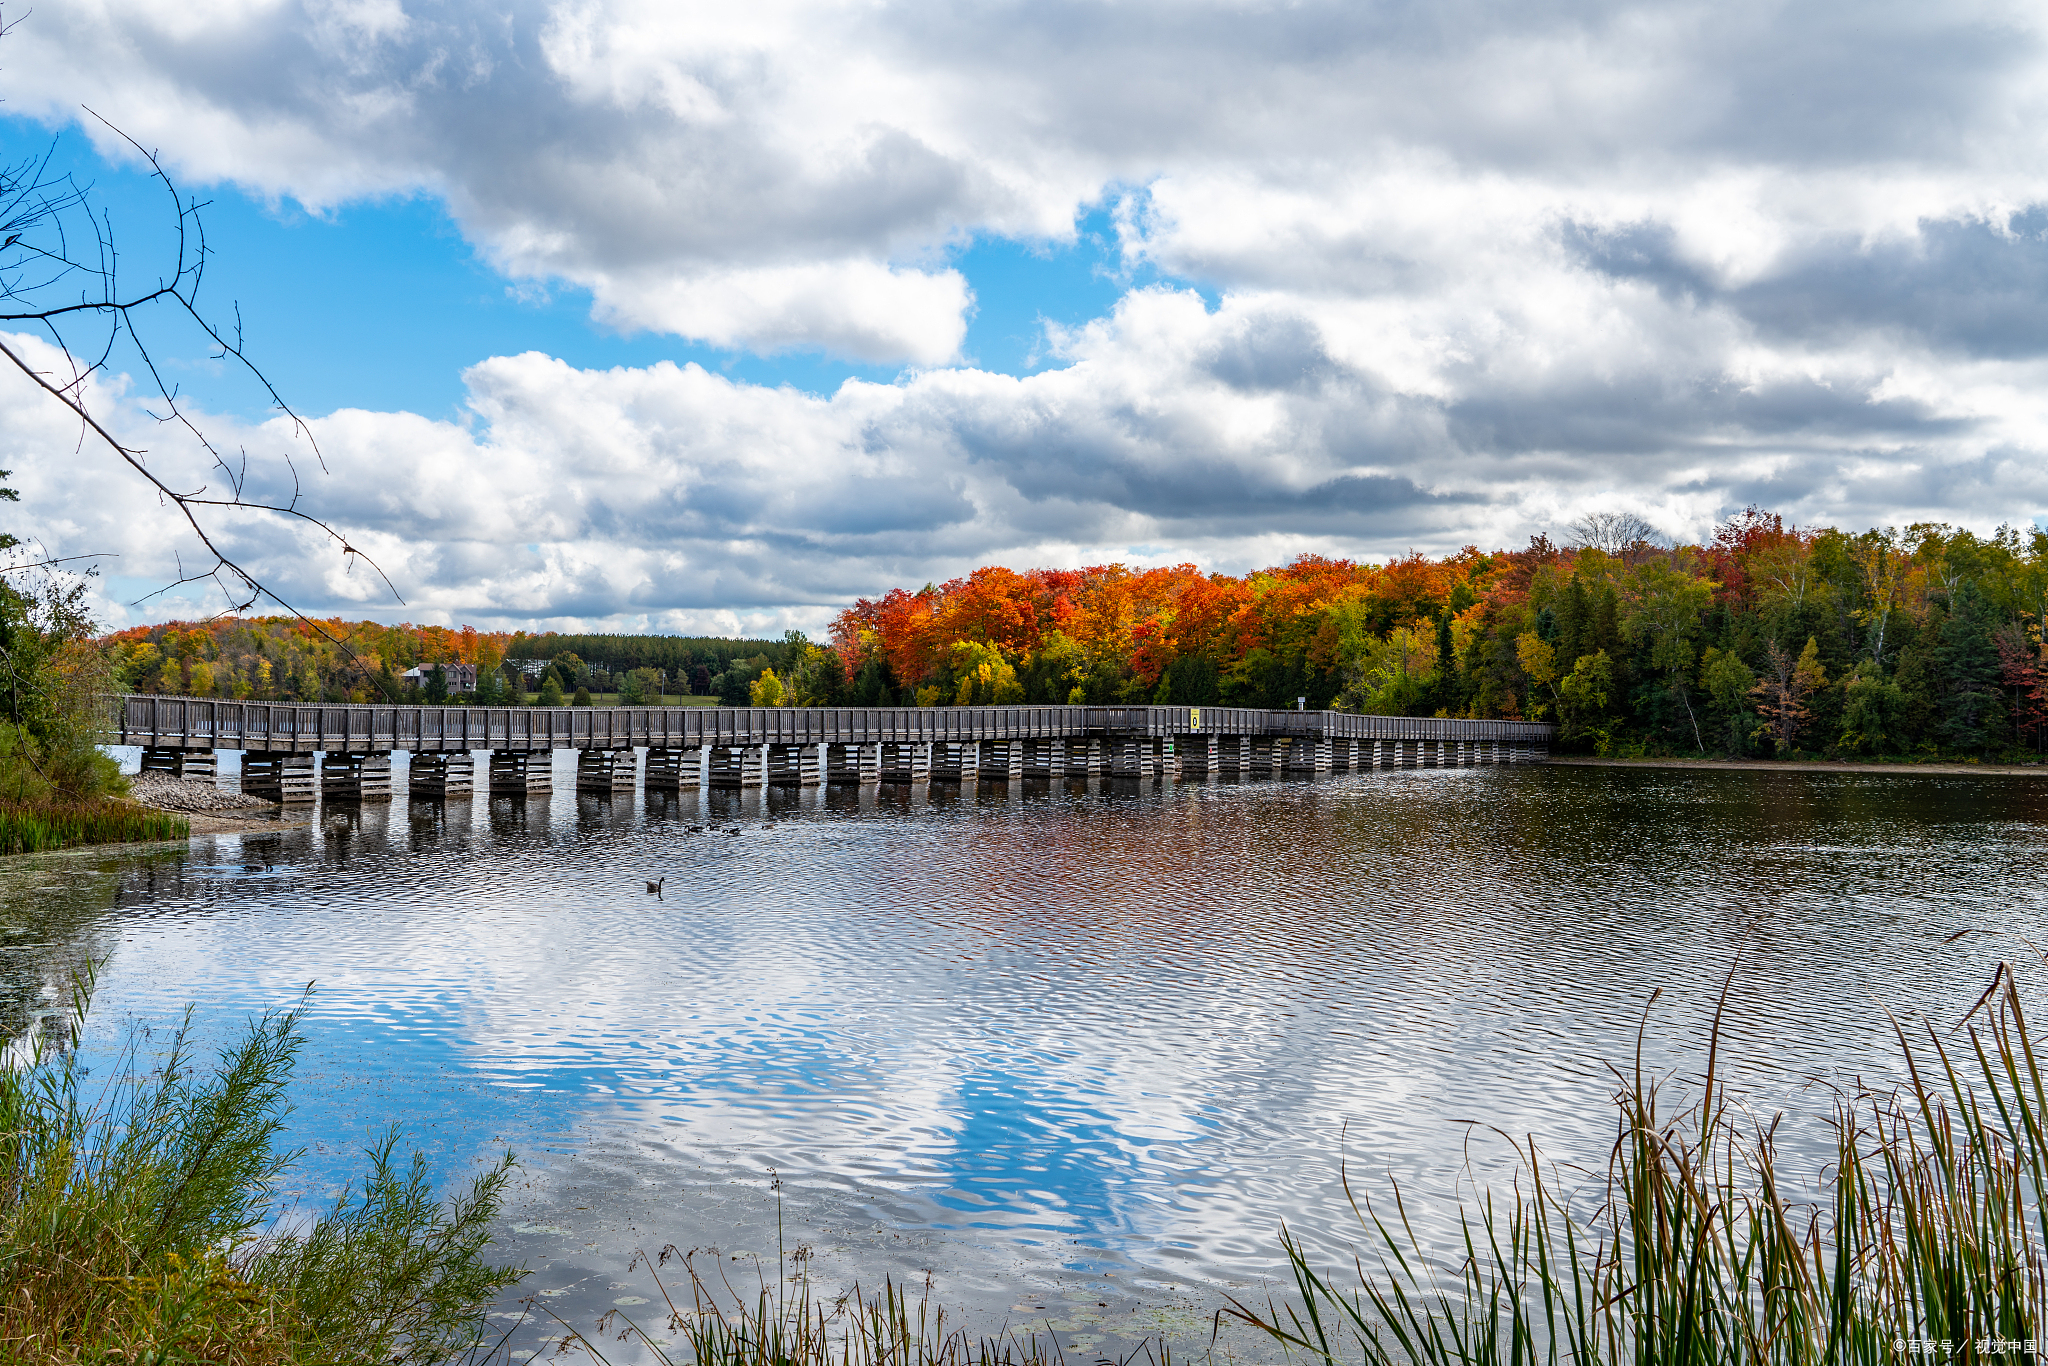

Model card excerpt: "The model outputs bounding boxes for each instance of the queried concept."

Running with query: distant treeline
[104,618,788,706]
[98,510,2048,760]
[508,632,797,692]
[818,512,2048,761]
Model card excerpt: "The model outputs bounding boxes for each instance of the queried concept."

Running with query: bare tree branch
[0,78,402,688]
[1566,510,1668,566]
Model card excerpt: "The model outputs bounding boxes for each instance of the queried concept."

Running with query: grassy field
[577,694,721,707]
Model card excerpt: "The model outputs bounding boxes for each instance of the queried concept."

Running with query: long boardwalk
[116,694,1557,803]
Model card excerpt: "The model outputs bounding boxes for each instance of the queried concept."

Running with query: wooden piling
[489,750,553,794]
[321,752,393,802]
[576,748,637,793]
[409,751,475,797]
[242,753,316,804]
[141,747,217,783]
[645,746,701,791]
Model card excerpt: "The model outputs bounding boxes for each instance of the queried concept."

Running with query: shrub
[0,978,523,1361]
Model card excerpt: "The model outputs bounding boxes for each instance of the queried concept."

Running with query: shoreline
[1547,756,2048,778]
[120,771,314,837]
[173,808,314,835]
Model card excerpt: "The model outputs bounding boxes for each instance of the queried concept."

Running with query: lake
[6,758,2046,1360]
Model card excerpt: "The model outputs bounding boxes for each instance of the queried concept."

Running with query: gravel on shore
[125,771,277,813]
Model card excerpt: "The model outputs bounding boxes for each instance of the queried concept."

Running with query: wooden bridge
[116,694,1557,803]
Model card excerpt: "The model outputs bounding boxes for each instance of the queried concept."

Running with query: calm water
[5,760,2047,1359]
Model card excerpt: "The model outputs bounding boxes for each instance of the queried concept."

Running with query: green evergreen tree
[1557,575,1591,663]
[850,657,895,706]
[1938,582,2003,752]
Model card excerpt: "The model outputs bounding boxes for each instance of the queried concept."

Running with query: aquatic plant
[1226,968,2048,1365]
[0,797,189,854]
[0,974,524,1362]
[543,1226,1138,1366]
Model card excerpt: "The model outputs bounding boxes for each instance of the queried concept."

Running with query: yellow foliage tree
[749,668,787,707]
[950,640,1023,706]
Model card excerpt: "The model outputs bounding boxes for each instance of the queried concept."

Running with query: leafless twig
[0,83,401,685]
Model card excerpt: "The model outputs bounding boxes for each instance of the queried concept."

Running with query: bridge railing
[113,694,1556,752]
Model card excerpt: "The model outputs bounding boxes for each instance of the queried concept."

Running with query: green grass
[580,693,722,707]
[0,798,189,854]
[1225,969,2048,1365]
[0,974,524,1362]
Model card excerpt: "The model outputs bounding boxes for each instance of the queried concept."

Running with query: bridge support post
[141,747,217,783]
[577,748,636,794]
[242,754,316,803]
[1064,738,1102,781]
[824,743,855,783]
[1171,734,1211,776]
[1118,735,1157,781]
[974,739,1017,780]
[929,741,967,782]
[708,745,765,788]
[490,750,554,794]
[322,752,393,802]
[878,742,929,783]
[825,742,878,783]
[1249,736,1275,776]
[762,743,817,787]
[1286,738,1331,777]
[1019,738,1053,778]
[645,747,701,791]
[409,751,475,798]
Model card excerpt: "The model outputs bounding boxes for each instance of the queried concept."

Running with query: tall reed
[545,1225,1124,1366]
[0,797,189,854]
[0,973,524,1362]
[1227,971,2048,1365]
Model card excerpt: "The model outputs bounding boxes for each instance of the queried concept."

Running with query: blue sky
[2,0,2045,631]
[9,116,1185,423]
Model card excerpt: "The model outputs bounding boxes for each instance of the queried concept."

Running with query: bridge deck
[116,695,1556,754]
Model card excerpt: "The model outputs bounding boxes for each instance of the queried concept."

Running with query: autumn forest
[106,511,2048,760]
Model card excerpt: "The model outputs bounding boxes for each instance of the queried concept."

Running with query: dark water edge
[5,760,2046,1362]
